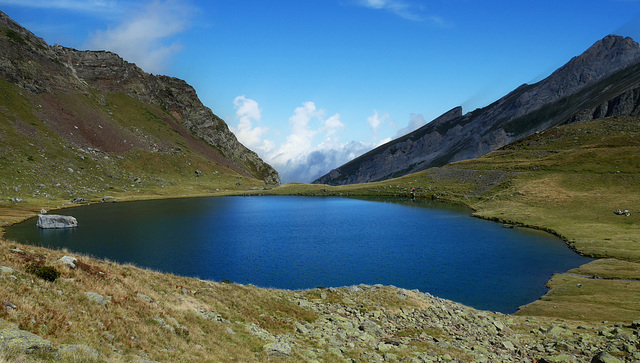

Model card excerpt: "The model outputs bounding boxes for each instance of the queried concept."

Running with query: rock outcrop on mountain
[0,11,279,185]
[314,35,640,185]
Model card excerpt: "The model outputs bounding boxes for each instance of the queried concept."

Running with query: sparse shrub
[25,263,60,282]
[4,29,28,45]
[221,279,231,284]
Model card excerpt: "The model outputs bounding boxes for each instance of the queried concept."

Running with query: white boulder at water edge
[36,214,78,229]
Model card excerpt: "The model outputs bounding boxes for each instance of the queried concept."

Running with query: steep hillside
[0,10,279,205]
[314,35,640,185]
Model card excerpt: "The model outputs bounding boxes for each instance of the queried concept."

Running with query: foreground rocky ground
[257,286,640,362]
[1,242,639,362]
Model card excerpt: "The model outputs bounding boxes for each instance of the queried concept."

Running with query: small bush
[25,263,60,282]
[4,29,28,45]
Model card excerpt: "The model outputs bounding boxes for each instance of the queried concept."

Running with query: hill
[2,115,640,362]
[0,10,279,207]
[314,35,640,186]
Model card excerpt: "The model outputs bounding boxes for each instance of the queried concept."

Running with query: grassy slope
[0,79,268,232]
[1,115,640,361]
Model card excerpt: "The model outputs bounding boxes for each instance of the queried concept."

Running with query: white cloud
[351,0,450,25]
[228,98,384,183]
[393,113,426,138]
[324,114,345,135]
[265,103,380,183]
[267,102,328,168]
[276,141,374,183]
[354,0,425,21]
[231,96,273,153]
[84,0,194,74]
[367,110,389,140]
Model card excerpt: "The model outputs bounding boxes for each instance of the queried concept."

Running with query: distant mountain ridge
[0,10,280,185]
[314,35,640,185]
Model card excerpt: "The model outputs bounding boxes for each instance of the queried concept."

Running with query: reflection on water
[5,196,592,313]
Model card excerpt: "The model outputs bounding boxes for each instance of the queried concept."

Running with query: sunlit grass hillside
[0,77,270,230]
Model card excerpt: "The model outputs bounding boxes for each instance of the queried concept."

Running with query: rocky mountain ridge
[314,35,640,185]
[0,10,280,186]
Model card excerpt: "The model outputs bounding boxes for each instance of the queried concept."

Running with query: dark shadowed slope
[314,35,640,186]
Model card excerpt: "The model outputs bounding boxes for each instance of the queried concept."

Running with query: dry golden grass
[0,237,321,361]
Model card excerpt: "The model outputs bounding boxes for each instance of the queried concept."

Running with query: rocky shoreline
[263,285,640,362]
[1,245,639,362]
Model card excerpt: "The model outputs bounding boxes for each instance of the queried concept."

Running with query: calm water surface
[5,196,592,313]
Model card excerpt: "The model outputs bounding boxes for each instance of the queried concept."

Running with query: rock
[195,169,202,177]
[85,292,107,306]
[591,351,623,363]
[545,325,566,337]
[263,342,291,357]
[194,308,225,322]
[153,318,175,334]
[359,320,385,338]
[101,196,115,203]
[36,214,78,229]
[59,344,100,358]
[3,302,17,311]
[0,266,14,274]
[295,321,310,335]
[71,197,84,203]
[136,292,153,303]
[0,329,55,354]
[246,323,275,342]
[493,320,505,331]
[539,355,577,363]
[101,332,115,341]
[58,256,77,268]
[327,347,344,358]
[631,320,640,329]
[377,342,394,352]
[502,340,515,350]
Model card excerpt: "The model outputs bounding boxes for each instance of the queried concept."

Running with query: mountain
[314,35,640,185]
[0,10,279,201]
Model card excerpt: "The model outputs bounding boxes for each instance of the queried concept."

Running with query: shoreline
[0,190,593,317]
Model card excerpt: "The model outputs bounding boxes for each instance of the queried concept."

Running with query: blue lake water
[4,196,592,313]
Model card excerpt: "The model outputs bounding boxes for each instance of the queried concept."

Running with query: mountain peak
[539,35,640,99]
[571,34,640,71]
[590,34,639,55]
[313,34,640,186]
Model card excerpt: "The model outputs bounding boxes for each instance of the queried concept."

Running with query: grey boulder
[0,329,55,354]
[36,214,78,229]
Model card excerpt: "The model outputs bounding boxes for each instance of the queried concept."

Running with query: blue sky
[2,1,640,182]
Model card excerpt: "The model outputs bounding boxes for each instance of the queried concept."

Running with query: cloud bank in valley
[231,96,427,183]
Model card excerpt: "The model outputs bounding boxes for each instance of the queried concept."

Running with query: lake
[5,196,592,313]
